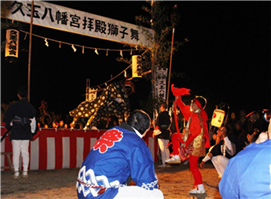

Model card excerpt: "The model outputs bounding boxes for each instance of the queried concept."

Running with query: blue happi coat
[77,123,158,199]
[219,139,271,199]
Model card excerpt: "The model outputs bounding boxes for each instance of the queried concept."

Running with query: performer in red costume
[169,84,210,195]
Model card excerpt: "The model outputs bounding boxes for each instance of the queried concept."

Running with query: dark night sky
[1,1,270,119]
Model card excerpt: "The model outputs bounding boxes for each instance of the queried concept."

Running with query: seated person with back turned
[219,118,271,199]
[76,110,163,199]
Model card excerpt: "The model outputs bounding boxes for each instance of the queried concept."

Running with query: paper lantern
[5,29,19,58]
[211,109,225,128]
[132,55,142,78]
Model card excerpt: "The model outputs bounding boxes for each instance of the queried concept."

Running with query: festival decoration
[85,79,98,102]
[69,81,130,129]
[211,109,225,128]
[44,38,49,47]
[210,103,230,134]
[19,30,141,57]
[132,55,142,78]
[5,29,19,58]
[155,68,168,102]
[71,44,77,52]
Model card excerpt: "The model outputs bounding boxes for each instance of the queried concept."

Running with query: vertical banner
[155,68,168,102]
[5,29,19,58]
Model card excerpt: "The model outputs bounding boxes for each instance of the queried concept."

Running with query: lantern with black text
[5,29,19,58]
[132,55,142,78]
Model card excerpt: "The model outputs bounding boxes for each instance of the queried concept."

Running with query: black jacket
[156,111,171,140]
[3,98,36,140]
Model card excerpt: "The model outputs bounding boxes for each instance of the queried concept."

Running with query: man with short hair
[76,110,163,199]
[155,102,171,167]
[3,86,36,179]
[219,119,271,199]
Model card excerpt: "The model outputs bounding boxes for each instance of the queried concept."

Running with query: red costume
[171,84,210,194]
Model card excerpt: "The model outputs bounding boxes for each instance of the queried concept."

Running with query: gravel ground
[1,162,222,199]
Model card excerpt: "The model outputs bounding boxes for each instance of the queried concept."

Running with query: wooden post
[27,0,34,102]
[166,4,178,106]
[166,27,175,105]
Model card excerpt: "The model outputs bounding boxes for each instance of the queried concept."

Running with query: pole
[27,0,34,102]
[151,0,156,122]
[166,27,175,105]
[166,4,178,106]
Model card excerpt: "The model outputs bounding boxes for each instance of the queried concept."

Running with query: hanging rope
[20,30,152,93]
[20,30,140,53]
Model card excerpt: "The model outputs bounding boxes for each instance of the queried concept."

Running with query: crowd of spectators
[219,109,269,152]
[1,100,72,130]
[1,100,122,130]
[167,107,270,160]
[1,100,269,136]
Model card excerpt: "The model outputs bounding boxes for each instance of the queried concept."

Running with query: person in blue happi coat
[77,110,163,199]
